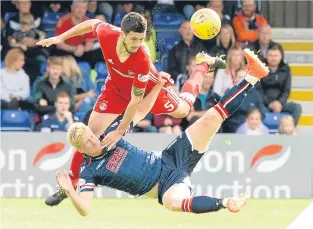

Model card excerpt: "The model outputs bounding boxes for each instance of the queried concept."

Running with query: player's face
[55,97,70,114]
[266,50,282,67]
[81,128,102,155]
[247,112,261,130]
[122,31,145,54]
[47,64,63,80]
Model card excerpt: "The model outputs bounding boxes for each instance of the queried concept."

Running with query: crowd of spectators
[0,0,301,135]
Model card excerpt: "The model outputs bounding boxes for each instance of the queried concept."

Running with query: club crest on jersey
[138,74,149,82]
[99,100,108,111]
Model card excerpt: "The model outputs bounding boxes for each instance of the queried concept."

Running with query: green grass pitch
[1,198,311,229]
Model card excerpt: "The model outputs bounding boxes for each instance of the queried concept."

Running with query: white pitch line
[286,201,313,229]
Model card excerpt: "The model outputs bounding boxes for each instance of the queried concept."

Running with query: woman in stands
[0,48,32,110]
[62,55,96,113]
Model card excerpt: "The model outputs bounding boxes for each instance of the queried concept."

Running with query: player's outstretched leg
[170,53,226,118]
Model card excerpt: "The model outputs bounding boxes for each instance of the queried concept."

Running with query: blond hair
[216,24,236,48]
[44,56,63,78]
[62,55,82,85]
[20,13,34,25]
[4,48,24,68]
[226,46,245,73]
[67,122,87,150]
[278,115,296,135]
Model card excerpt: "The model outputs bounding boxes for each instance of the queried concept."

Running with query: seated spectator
[154,114,182,135]
[43,1,68,13]
[260,45,302,125]
[34,56,75,117]
[186,70,219,126]
[168,21,207,80]
[53,0,102,67]
[209,24,236,58]
[207,0,231,25]
[236,108,269,135]
[248,24,284,62]
[213,46,245,96]
[41,92,75,132]
[278,115,297,136]
[176,56,196,92]
[140,10,157,63]
[133,113,158,133]
[62,55,96,113]
[0,48,31,110]
[223,69,268,133]
[8,13,48,62]
[232,0,268,44]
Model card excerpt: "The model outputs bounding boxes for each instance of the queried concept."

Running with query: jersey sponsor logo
[96,159,106,170]
[80,166,86,173]
[106,147,128,173]
[112,67,134,78]
[138,74,149,82]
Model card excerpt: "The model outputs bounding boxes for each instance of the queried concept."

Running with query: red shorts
[93,86,180,115]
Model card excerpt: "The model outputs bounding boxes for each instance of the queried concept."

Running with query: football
[190,8,221,40]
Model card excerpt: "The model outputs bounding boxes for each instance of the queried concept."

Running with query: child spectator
[236,108,269,135]
[278,115,297,136]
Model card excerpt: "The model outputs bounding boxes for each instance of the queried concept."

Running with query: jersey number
[164,101,175,112]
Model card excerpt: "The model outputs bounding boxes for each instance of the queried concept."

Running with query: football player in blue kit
[56,49,269,216]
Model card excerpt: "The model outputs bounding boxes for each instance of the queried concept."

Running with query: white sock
[245,74,259,86]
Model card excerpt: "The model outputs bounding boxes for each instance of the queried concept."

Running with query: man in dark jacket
[248,24,284,62]
[167,21,207,81]
[259,45,302,125]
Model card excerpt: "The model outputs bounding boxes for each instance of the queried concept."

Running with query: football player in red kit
[37,12,225,206]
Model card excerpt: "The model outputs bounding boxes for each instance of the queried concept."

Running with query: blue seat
[77,61,91,74]
[96,79,106,96]
[95,62,108,78]
[154,62,163,72]
[1,110,32,131]
[4,12,17,23]
[42,12,65,30]
[156,31,181,56]
[153,13,185,29]
[161,55,168,72]
[75,112,87,121]
[263,112,290,133]
[114,12,125,26]
[46,31,55,38]
[86,12,95,19]
[0,61,4,68]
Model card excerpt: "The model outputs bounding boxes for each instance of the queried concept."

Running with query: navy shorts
[157,131,204,204]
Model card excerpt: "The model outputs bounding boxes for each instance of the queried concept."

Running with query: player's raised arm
[56,171,94,216]
[36,19,102,47]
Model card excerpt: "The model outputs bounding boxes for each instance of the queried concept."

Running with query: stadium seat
[114,12,125,26]
[0,110,32,131]
[75,112,87,121]
[77,61,91,74]
[263,112,290,133]
[156,31,181,56]
[95,79,106,96]
[46,31,55,38]
[42,12,65,30]
[153,13,185,29]
[4,12,17,23]
[161,55,168,72]
[95,61,108,78]
[0,61,4,68]
[40,62,47,75]
[154,62,163,72]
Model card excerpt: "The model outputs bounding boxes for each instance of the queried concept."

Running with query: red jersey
[92,22,150,102]
[56,13,94,46]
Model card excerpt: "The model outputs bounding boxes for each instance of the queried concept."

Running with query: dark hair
[121,12,147,34]
[247,107,261,118]
[268,44,283,53]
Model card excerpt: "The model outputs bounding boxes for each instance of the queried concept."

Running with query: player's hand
[74,45,85,57]
[269,101,282,113]
[36,36,63,47]
[157,72,173,87]
[64,111,73,121]
[56,171,75,193]
[101,130,123,150]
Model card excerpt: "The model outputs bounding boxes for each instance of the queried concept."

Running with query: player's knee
[164,199,183,212]
[172,109,189,118]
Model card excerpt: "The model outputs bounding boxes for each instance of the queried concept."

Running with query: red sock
[179,63,208,107]
[69,150,85,187]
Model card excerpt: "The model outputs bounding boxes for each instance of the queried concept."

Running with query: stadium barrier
[1,133,312,198]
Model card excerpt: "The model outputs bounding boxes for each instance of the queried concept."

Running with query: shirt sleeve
[79,166,95,193]
[132,58,150,89]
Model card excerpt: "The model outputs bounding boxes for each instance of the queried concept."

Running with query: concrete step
[289,89,313,102]
[297,126,313,135]
[292,101,313,114]
[285,51,313,63]
[298,114,313,126]
[272,29,313,40]
[278,40,313,51]
[290,64,313,76]
[292,77,313,88]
